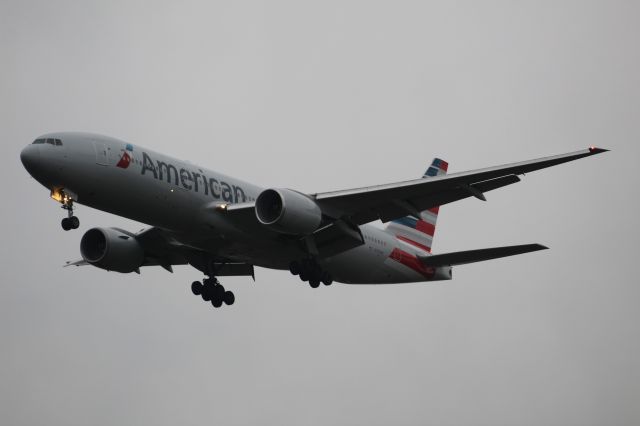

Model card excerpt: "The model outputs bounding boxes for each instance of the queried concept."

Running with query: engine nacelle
[80,227,144,273]
[255,188,322,235]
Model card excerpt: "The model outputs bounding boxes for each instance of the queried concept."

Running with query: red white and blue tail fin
[385,158,448,253]
[423,158,448,178]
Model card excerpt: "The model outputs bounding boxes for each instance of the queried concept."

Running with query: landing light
[216,203,228,211]
[51,191,63,203]
[50,188,67,204]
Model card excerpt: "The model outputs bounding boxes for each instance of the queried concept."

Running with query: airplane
[20,133,607,308]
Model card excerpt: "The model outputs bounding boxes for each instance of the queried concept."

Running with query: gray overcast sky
[1,1,639,425]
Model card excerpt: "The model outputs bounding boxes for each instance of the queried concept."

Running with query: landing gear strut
[191,277,235,308]
[290,259,333,288]
[57,191,79,231]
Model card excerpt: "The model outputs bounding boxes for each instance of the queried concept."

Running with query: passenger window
[32,139,45,144]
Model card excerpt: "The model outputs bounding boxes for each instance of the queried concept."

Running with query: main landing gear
[58,192,79,231]
[190,277,235,308]
[289,259,333,288]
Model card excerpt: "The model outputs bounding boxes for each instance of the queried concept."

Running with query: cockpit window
[32,138,63,146]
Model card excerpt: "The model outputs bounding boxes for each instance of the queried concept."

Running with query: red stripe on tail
[396,235,431,253]
[416,220,435,236]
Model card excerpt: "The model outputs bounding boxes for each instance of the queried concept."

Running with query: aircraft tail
[385,158,448,253]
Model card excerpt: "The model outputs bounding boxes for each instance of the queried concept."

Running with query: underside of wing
[135,227,255,277]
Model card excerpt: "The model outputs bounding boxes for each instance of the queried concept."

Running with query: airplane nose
[20,144,41,175]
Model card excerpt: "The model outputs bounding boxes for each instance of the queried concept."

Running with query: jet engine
[255,188,322,235]
[80,227,144,273]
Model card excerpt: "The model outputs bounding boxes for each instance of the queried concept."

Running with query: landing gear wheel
[69,216,80,229]
[194,274,235,308]
[210,285,225,308]
[191,281,203,296]
[61,218,71,231]
[211,292,223,308]
[223,291,235,306]
[322,273,333,286]
[289,261,301,275]
[201,285,212,301]
[309,279,320,288]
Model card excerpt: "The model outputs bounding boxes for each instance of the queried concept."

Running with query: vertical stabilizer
[385,158,448,253]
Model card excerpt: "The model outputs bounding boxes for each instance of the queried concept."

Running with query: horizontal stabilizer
[418,243,548,267]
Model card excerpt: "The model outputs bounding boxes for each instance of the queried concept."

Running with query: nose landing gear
[53,189,80,231]
[191,277,235,308]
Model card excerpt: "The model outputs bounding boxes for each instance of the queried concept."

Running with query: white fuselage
[21,132,451,284]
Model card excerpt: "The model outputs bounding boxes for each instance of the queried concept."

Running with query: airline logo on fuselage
[116,144,134,169]
[140,151,247,203]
